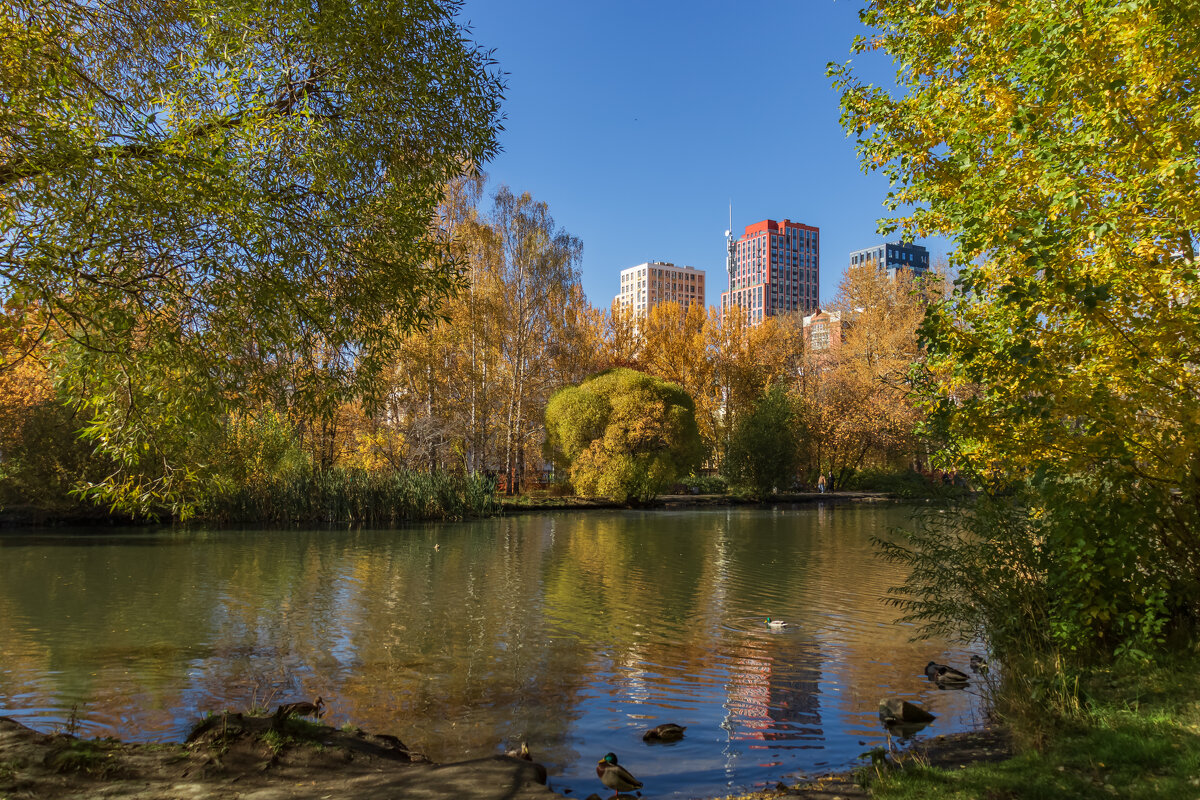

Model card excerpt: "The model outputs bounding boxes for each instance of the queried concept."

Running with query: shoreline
[0,489,937,529]
[709,726,1012,799]
[0,711,1010,800]
[498,489,913,514]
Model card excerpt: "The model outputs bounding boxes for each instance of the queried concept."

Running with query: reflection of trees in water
[319,517,589,762]
[799,505,979,732]
[0,532,232,737]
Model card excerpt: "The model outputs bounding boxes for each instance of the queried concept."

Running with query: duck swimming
[925,661,970,686]
[642,723,686,742]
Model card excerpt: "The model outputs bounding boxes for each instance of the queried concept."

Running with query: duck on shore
[274,697,325,718]
[505,741,532,760]
[596,752,642,798]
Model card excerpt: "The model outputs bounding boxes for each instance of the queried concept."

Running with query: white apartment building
[614,262,706,316]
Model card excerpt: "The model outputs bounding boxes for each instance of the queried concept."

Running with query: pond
[0,503,988,798]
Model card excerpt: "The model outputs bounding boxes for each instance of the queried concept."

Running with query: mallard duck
[642,723,686,742]
[596,752,642,798]
[924,661,970,686]
[765,617,788,628]
[505,741,532,760]
[275,696,325,718]
[969,654,989,674]
[878,697,936,724]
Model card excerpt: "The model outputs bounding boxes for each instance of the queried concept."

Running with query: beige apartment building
[614,261,706,317]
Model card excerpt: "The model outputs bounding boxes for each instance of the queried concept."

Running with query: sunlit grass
[870,654,1200,800]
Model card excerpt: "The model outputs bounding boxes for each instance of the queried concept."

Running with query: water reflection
[0,506,986,797]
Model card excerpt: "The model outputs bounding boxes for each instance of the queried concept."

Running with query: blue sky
[459,1,947,309]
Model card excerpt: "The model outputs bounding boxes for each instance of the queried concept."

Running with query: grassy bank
[858,654,1200,800]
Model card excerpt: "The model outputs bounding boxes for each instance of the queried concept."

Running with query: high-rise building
[848,241,929,280]
[614,261,706,317]
[720,219,819,325]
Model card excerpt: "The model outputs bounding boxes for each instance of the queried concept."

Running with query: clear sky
[458,1,947,309]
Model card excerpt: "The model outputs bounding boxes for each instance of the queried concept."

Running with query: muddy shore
[0,711,560,800]
[0,710,1009,800]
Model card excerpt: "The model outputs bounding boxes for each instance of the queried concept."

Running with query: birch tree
[488,187,583,489]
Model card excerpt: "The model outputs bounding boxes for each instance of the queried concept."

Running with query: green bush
[844,467,964,498]
[875,496,1051,659]
[545,368,703,504]
[681,473,727,495]
[0,395,111,520]
[877,472,1196,665]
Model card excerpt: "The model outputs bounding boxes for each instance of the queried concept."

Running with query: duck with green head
[596,752,642,798]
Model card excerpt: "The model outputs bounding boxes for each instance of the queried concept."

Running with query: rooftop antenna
[725,201,736,277]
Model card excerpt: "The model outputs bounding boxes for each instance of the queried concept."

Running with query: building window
[811,322,830,350]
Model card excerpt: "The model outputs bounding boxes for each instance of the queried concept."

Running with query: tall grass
[202,467,498,526]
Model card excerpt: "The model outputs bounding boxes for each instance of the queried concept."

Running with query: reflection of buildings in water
[723,638,823,744]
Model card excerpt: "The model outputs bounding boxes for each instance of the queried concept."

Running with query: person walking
[817,473,826,494]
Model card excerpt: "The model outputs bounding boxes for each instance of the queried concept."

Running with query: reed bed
[204,468,498,526]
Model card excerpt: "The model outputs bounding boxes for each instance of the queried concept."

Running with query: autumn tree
[722,383,802,498]
[0,302,102,515]
[834,1,1200,655]
[1,0,504,515]
[703,307,805,468]
[822,263,932,478]
[476,187,585,488]
[599,302,643,371]
[545,369,703,503]
[376,182,587,488]
[638,301,712,456]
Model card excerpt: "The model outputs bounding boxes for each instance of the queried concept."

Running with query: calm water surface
[0,505,988,798]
